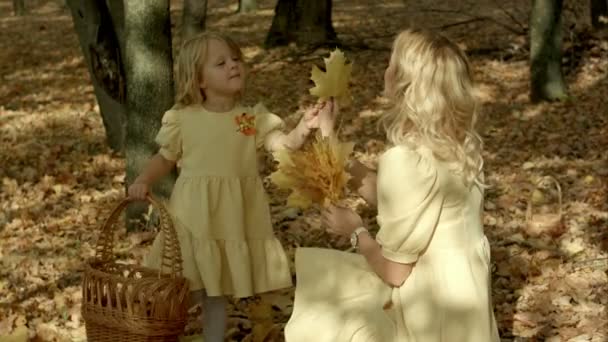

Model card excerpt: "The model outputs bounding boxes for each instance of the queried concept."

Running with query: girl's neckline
[199,103,244,114]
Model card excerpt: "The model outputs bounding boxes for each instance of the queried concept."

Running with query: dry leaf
[309,48,353,106]
[0,326,28,342]
[2,3,608,341]
[270,134,354,209]
[247,300,278,342]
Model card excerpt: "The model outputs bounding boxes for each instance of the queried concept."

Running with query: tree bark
[265,0,337,47]
[123,0,176,228]
[591,0,608,29]
[529,0,567,102]
[13,0,25,15]
[66,0,126,151]
[182,0,207,40]
[238,0,257,13]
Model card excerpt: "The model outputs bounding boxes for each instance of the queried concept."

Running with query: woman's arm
[347,160,377,206]
[357,230,413,287]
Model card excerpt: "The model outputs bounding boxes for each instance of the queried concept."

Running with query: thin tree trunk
[123,0,175,228]
[238,0,257,13]
[265,0,337,47]
[66,0,126,151]
[182,0,207,40]
[591,0,608,29]
[13,0,25,16]
[529,0,567,102]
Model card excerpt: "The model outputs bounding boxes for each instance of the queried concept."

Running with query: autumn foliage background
[1,0,607,341]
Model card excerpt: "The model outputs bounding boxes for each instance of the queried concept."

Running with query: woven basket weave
[82,196,190,341]
[525,176,565,238]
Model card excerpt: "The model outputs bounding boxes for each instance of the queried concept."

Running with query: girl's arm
[264,120,312,152]
[265,99,337,152]
[347,160,377,206]
[357,230,413,287]
[130,154,176,189]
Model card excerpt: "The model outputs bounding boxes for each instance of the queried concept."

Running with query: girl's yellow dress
[144,103,292,298]
[285,145,500,341]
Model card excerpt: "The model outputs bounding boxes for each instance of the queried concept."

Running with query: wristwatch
[350,227,369,249]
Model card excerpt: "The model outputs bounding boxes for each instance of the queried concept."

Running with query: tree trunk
[66,0,126,151]
[529,0,567,102]
[13,0,25,15]
[238,0,257,13]
[182,0,207,40]
[265,0,337,47]
[591,0,608,29]
[123,0,176,228]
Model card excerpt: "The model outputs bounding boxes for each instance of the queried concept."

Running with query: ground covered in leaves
[1,0,607,341]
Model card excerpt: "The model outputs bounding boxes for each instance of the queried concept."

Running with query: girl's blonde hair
[174,32,244,107]
[381,29,484,187]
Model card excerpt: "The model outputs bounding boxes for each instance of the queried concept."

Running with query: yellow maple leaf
[309,48,352,106]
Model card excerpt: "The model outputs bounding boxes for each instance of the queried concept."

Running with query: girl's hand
[128,181,149,200]
[321,204,363,236]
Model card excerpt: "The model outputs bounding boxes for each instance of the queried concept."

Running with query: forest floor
[1,0,607,341]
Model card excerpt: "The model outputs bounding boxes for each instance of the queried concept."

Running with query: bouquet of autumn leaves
[270,49,355,209]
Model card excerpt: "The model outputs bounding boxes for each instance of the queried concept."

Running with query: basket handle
[94,195,183,277]
[526,176,563,221]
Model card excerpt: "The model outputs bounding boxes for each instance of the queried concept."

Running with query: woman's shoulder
[380,144,426,163]
[379,144,437,177]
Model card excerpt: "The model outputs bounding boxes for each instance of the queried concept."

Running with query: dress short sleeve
[253,102,285,150]
[154,109,182,161]
[375,146,444,264]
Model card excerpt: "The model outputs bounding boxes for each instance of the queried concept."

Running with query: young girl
[285,29,500,341]
[127,32,333,342]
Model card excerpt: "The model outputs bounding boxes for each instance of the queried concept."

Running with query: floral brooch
[235,113,256,136]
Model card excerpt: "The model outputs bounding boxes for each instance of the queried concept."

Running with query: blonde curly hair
[381,29,484,187]
[174,32,244,107]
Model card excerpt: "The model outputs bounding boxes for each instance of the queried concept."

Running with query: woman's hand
[318,97,338,137]
[321,204,363,236]
[301,98,338,131]
[128,181,149,200]
[301,101,327,130]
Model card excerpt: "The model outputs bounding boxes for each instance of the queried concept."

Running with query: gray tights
[190,290,227,342]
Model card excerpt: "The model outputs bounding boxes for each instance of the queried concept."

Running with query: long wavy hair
[381,29,485,187]
[174,32,244,107]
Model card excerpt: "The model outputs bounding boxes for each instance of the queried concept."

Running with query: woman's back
[373,144,497,341]
[417,145,486,255]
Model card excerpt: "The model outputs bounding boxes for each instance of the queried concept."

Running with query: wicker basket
[82,196,190,341]
[525,176,566,238]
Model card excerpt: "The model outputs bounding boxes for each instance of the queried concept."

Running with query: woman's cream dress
[285,145,500,341]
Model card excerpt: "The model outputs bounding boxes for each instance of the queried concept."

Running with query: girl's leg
[180,290,206,342]
[190,290,206,312]
[202,293,228,342]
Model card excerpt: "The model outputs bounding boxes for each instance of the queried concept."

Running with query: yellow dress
[144,103,292,298]
[285,145,500,341]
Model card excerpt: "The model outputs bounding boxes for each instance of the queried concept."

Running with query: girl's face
[200,38,245,99]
